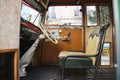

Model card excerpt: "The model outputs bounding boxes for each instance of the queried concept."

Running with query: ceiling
[49,0,112,6]
[23,0,112,12]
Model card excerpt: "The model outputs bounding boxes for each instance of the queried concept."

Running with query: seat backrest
[85,24,109,65]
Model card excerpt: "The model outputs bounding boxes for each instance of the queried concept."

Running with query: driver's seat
[58,24,109,80]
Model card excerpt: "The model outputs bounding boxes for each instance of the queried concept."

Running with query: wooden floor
[20,65,116,80]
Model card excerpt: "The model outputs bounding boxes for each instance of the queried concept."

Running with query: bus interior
[0,0,119,80]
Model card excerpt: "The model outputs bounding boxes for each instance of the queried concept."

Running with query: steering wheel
[39,23,58,44]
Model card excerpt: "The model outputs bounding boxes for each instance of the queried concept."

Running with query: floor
[20,65,116,80]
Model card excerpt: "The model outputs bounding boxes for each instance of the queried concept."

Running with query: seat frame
[59,24,110,80]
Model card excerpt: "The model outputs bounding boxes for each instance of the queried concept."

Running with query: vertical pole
[113,0,120,80]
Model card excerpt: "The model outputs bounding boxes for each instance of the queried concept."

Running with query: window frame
[85,3,111,27]
[21,2,42,27]
[85,4,98,27]
[98,3,111,25]
[45,5,84,27]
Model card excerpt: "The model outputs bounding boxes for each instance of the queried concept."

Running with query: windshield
[45,6,83,26]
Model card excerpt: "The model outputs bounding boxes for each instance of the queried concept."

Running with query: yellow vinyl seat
[58,24,110,80]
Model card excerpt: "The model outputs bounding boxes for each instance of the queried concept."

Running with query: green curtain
[113,0,120,80]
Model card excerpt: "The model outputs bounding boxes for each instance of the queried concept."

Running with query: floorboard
[20,65,116,80]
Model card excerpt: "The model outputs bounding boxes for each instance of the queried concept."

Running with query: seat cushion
[58,57,93,68]
[58,51,85,57]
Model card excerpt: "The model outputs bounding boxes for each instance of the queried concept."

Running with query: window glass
[86,6,97,26]
[45,6,82,26]
[21,4,41,26]
[99,6,109,25]
[33,14,41,26]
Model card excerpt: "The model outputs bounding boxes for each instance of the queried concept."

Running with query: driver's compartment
[20,0,116,80]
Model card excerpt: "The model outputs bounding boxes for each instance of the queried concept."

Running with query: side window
[99,6,109,25]
[21,4,41,27]
[86,6,97,26]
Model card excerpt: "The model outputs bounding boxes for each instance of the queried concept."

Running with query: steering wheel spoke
[39,23,58,44]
